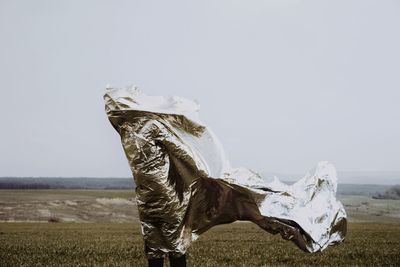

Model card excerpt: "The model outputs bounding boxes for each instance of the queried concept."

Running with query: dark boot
[169,254,187,267]
[148,258,164,267]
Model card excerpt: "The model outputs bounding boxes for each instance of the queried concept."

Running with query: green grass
[0,222,399,266]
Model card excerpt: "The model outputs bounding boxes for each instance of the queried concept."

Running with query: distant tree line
[0,182,51,189]
[0,177,135,190]
[337,184,391,196]
[373,185,400,200]
[1,178,398,197]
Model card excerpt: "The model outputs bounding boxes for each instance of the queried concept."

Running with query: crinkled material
[104,86,347,258]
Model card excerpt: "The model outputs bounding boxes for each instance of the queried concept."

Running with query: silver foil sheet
[104,86,347,259]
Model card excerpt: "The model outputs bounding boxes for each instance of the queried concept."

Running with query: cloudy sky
[0,1,399,180]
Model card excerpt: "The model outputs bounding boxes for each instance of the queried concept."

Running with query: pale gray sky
[0,0,399,179]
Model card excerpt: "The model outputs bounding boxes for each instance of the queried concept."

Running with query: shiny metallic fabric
[104,86,347,259]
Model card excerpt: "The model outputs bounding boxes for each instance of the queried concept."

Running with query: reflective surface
[105,86,347,258]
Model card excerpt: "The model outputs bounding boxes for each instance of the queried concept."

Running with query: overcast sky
[0,1,399,180]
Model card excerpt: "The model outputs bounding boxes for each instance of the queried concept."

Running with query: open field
[340,194,400,223]
[1,189,399,266]
[0,222,399,266]
[1,189,400,223]
[0,190,137,223]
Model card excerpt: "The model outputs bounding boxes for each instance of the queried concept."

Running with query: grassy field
[1,189,400,266]
[0,222,399,266]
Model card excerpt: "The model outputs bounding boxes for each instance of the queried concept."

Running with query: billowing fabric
[104,86,347,259]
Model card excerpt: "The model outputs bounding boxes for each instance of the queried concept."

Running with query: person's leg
[146,245,164,267]
[148,258,164,267]
[169,254,187,267]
